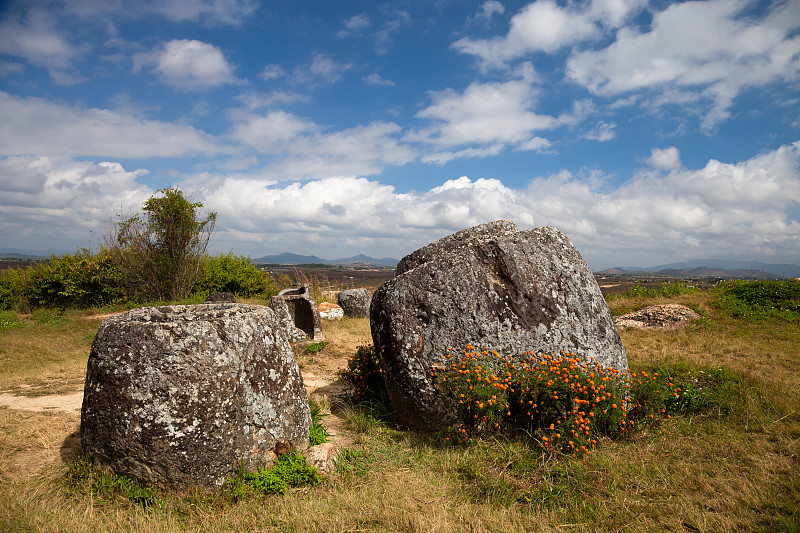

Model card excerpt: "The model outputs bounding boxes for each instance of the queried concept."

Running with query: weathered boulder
[615,304,699,330]
[370,221,627,431]
[337,288,371,318]
[80,303,311,489]
[318,302,344,320]
[204,291,236,303]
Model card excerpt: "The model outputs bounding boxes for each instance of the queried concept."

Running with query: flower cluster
[433,346,674,457]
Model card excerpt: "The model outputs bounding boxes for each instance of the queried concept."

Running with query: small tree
[108,188,216,302]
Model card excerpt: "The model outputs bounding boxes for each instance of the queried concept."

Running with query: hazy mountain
[601,259,800,278]
[254,252,398,267]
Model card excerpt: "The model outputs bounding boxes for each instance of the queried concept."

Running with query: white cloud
[3,143,798,267]
[476,1,505,22]
[647,147,681,170]
[0,7,83,84]
[308,53,352,83]
[0,91,224,158]
[363,73,396,86]
[236,91,309,110]
[337,13,371,37]
[583,121,616,142]
[406,72,555,150]
[566,0,800,131]
[198,141,800,266]
[229,109,415,178]
[453,0,643,67]
[144,0,258,25]
[515,136,552,153]
[258,64,285,81]
[0,156,152,250]
[135,39,237,88]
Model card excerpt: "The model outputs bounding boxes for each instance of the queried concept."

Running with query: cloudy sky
[1,0,798,270]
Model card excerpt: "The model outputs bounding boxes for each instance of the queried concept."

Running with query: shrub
[309,399,329,446]
[107,187,216,302]
[2,249,124,310]
[339,345,389,405]
[433,346,677,457]
[712,280,800,321]
[194,252,276,298]
[0,266,28,310]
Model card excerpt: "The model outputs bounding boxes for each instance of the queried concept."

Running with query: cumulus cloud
[647,147,681,170]
[229,109,415,178]
[134,39,237,88]
[454,0,644,67]
[405,70,555,151]
[337,13,371,37]
[3,143,798,267]
[0,156,152,250]
[190,141,800,267]
[0,91,225,158]
[566,0,800,131]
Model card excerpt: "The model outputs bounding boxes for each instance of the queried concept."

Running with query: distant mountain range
[599,259,800,279]
[253,252,399,268]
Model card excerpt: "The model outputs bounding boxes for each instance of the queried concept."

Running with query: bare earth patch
[0,392,83,413]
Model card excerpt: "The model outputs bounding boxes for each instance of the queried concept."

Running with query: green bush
[713,280,800,321]
[0,266,28,310]
[194,252,276,298]
[0,310,27,329]
[339,345,390,406]
[1,249,124,310]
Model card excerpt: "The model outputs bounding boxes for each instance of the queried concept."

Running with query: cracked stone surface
[370,221,627,431]
[80,303,310,489]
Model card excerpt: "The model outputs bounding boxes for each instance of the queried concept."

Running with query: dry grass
[0,289,798,532]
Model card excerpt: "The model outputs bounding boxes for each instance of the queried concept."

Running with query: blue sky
[1,0,798,270]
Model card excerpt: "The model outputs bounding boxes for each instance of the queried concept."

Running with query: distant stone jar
[337,288,371,318]
[80,303,311,489]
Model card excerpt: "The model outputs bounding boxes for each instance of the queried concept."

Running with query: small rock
[615,304,700,330]
[318,302,344,320]
[204,292,236,303]
[302,442,338,477]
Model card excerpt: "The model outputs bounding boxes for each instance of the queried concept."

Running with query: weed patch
[712,280,800,321]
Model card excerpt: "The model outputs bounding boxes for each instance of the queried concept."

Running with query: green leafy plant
[305,341,328,354]
[0,310,27,330]
[712,280,800,321]
[309,399,329,446]
[240,450,322,494]
[194,252,276,298]
[106,187,216,302]
[339,345,390,407]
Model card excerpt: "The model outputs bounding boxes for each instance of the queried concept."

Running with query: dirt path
[0,392,83,413]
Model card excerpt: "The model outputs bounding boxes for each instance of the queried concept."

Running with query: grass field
[0,287,798,532]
